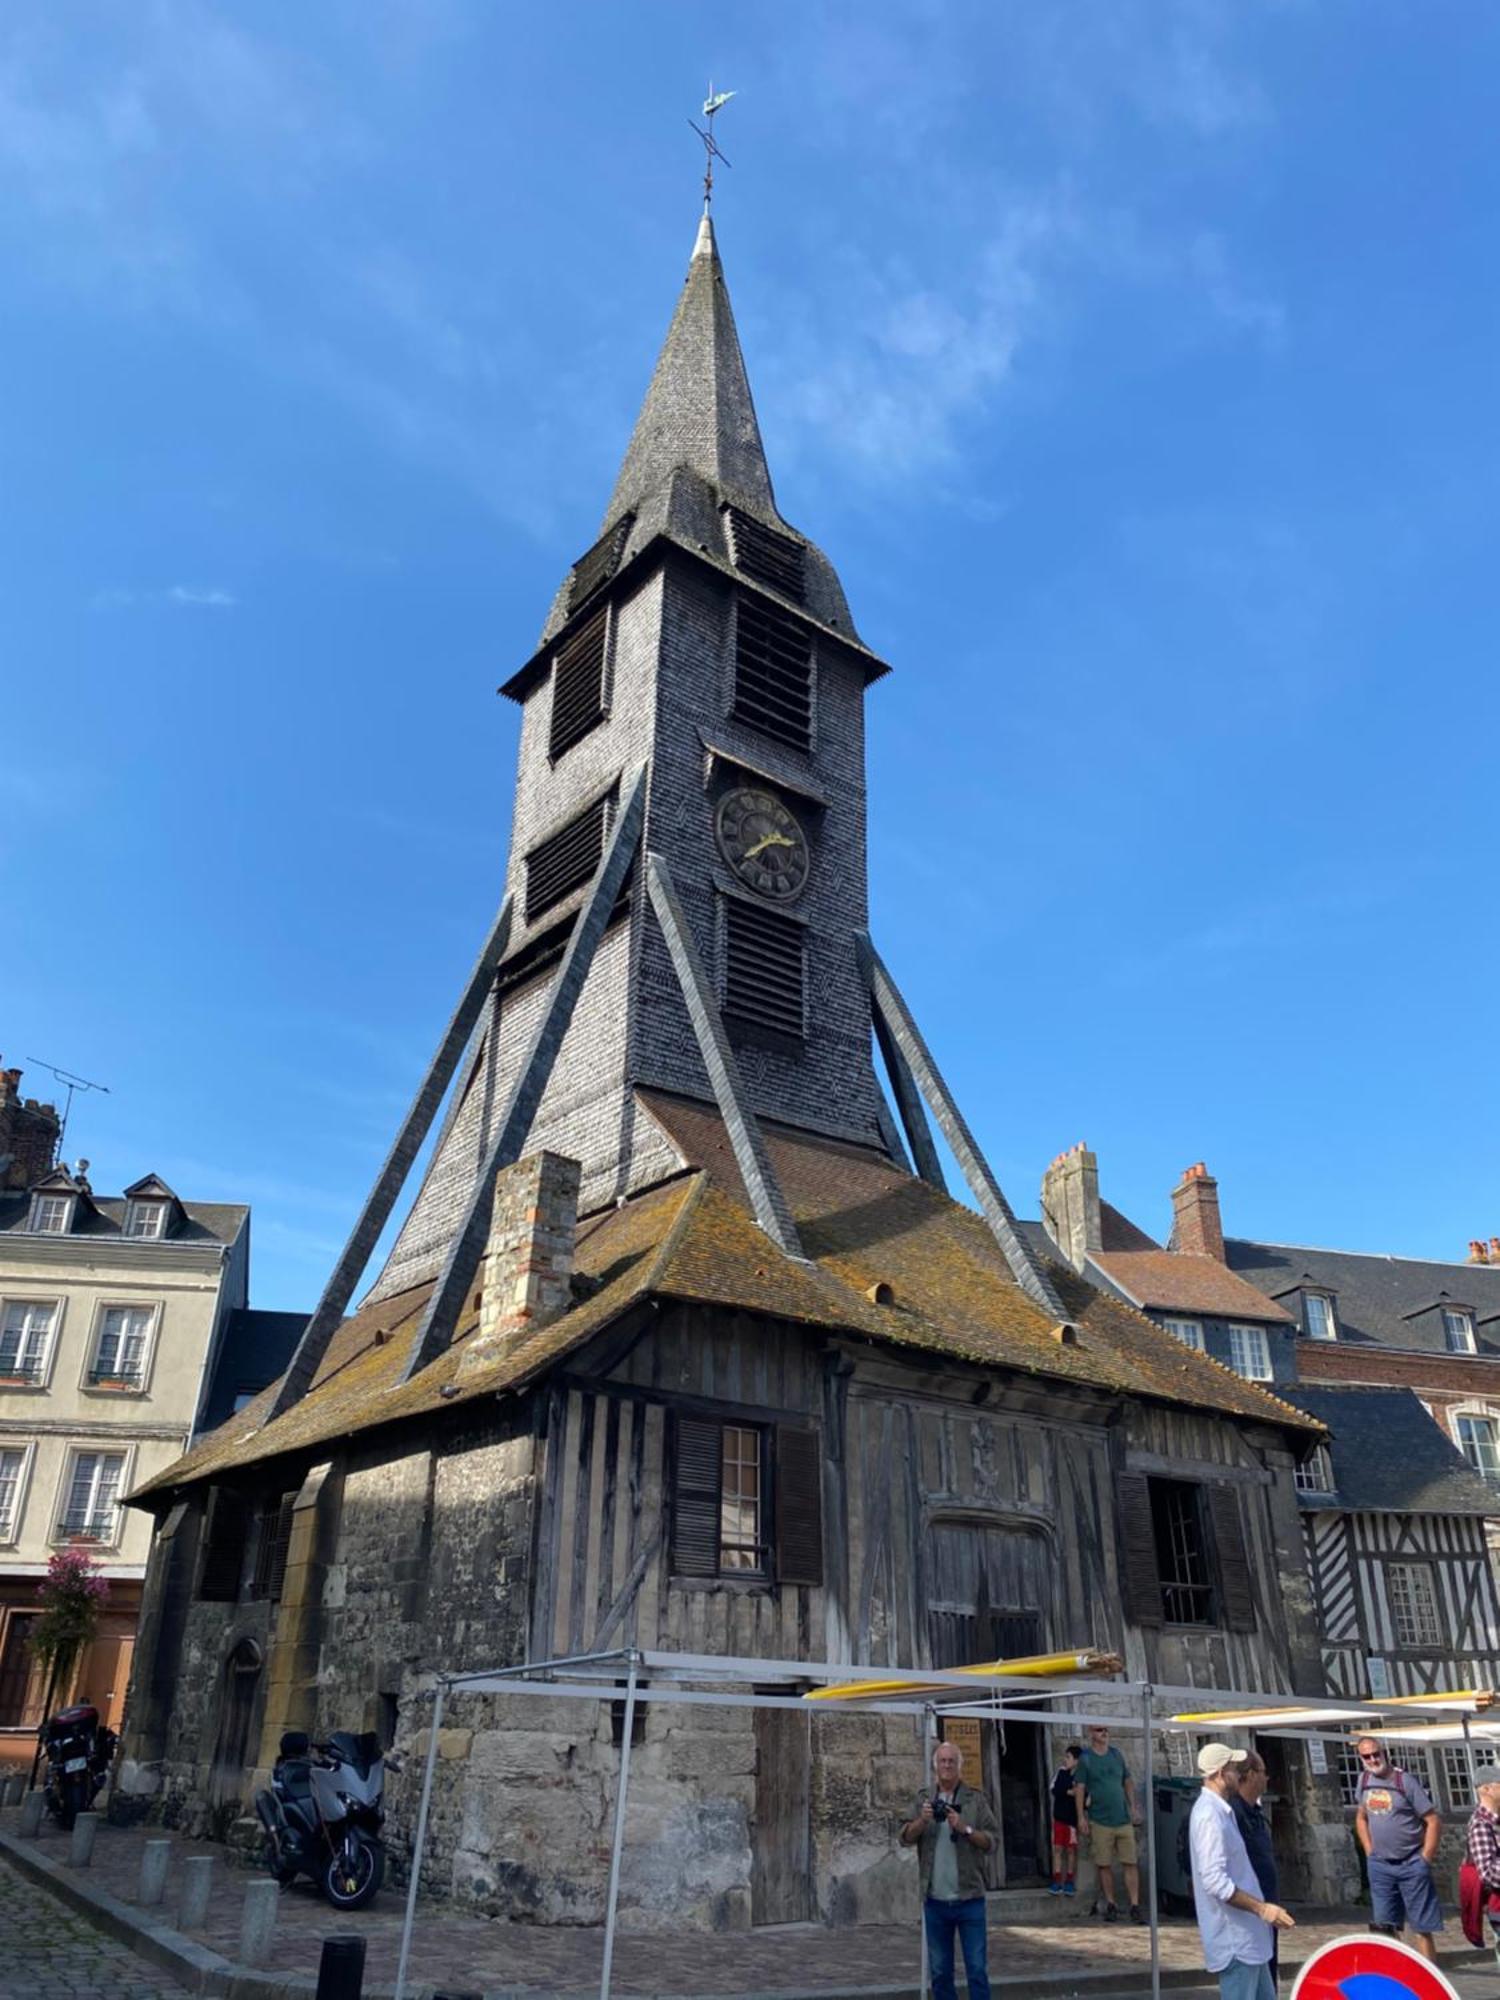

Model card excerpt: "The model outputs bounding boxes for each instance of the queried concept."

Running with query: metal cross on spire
[689,85,735,212]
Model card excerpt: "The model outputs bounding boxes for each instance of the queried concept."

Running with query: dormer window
[1228,1323,1273,1382]
[1163,1317,1205,1352]
[28,1194,73,1235]
[1303,1293,1338,1341]
[1443,1308,1477,1354]
[1294,1444,1336,1494]
[124,1200,167,1241]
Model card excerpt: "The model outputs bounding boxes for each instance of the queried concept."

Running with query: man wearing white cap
[1188,1742,1295,2000]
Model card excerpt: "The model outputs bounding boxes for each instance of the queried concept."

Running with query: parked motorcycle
[254,1729,389,1910]
[39,1702,116,1829]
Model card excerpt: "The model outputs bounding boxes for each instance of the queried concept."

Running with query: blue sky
[3,2,1497,1309]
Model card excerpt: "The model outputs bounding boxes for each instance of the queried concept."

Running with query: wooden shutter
[671,1417,722,1578]
[732,593,813,751]
[197,1488,251,1603]
[525,792,610,923]
[723,899,806,1038]
[1205,1483,1258,1632]
[774,1425,824,1587]
[252,1493,297,1603]
[548,605,609,760]
[1116,1473,1164,1627]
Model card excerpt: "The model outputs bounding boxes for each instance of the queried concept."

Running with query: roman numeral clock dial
[715,787,809,901]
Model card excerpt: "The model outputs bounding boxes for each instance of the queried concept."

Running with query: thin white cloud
[92,585,237,609]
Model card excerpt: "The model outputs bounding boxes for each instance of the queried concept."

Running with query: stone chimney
[457,1151,582,1379]
[0,1062,61,1191]
[1171,1162,1225,1262]
[1040,1144,1101,1272]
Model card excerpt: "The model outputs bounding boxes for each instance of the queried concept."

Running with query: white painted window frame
[1294,1444,1335,1493]
[27,1193,74,1236]
[123,1200,167,1240]
[53,1443,134,1549]
[0,1441,37,1546]
[1162,1317,1205,1351]
[1303,1292,1338,1340]
[1385,1561,1442,1649]
[0,1296,64,1390]
[1228,1322,1273,1382]
[82,1299,161,1395]
[1443,1308,1477,1354]
[1451,1403,1500,1480]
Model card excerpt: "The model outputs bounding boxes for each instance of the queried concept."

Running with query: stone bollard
[178,1853,214,1930]
[69,1811,99,1867]
[315,1934,366,2000]
[139,1837,172,1907]
[239,1876,279,1968]
[18,1789,44,1837]
[0,1774,18,1807]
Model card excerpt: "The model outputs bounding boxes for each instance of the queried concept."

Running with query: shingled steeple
[603,215,777,526]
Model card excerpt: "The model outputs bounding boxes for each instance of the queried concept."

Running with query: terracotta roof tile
[1089,1247,1295,1323]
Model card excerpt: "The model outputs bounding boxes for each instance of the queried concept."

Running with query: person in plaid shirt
[1466,1764,1500,1959]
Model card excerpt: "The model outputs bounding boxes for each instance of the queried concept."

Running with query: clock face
[715,787,810,901]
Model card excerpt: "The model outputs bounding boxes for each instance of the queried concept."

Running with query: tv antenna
[24,1057,111,1159]
[690,86,736,213]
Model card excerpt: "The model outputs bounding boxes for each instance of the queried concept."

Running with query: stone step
[984,1885,1097,1924]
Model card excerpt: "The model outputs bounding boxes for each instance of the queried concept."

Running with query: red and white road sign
[1291,1931,1462,2000]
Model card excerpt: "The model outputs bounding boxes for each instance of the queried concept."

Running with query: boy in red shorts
[1050,1743,1082,1894]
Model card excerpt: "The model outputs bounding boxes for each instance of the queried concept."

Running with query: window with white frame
[0,1447,28,1541]
[1295,1444,1335,1494]
[1441,1743,1474,1809]
[1228,1323,1273,1381]
[27,1194,73,1235]
[1444,1309,1477,1354]
[0,1300,57,1384]
[1456,1411,1500,1479]
[1386,1562,1442,1648]
[1335,1742,1364,1806]
[58,1451,127,1542]
[1163,1317,1205,1351]
[1304,1293,1338,1340]
[1380,1740,1435,1794]
[124,1201,167,1240]
[89,1305,155,1387]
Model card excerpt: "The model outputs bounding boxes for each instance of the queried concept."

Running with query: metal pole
[600,1651,639,2000]
[393,1678,446,2000]
[1463,1713,1480,1803]
[1141,1683,1160,2000]
[921,1703,936,2000]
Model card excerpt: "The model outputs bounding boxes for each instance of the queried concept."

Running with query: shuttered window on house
[1116,1473,1164,1627]
[732,594,813,751]
[252,1492,297,1603]
[197,1487,252,1602]
[1117,1473,1256,1632]
[723,897,805,1039]
[567,512,633,615]
[724,508,806,603]
[669,1415,823,1586]
[548,605,609,761]
[524,790,612,923]
[1204,1483,1257,1632]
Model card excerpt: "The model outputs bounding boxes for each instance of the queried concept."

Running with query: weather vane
[689,85,735,213]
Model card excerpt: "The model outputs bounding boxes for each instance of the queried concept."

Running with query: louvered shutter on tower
[549,606,609,760]
[567,512,634,614]
[525,792,611,922]
[725,508,806,602]
[672,1417,722,1578]
[1116,1473,1164,1627]
[1205,1483,1258,1631]
[732,595,813,751]
[253,1492,297,1603]
[723,899,805,1038]
[774,1425,824,1587]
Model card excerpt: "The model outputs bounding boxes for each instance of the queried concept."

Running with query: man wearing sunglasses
[1353,1736,1443,1963]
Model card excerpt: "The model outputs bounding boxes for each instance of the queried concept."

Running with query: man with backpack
[1353,1736,1443,1963]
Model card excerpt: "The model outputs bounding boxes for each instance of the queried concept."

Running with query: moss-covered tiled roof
[135,1097,1319,1501]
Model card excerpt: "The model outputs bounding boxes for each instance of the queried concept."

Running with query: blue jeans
[1216,1963,1274,2000]
[924,1895,990,2000]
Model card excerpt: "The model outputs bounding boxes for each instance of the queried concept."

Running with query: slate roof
[1227,1238,1500,1358]
[137,1097,1321,1501]
[0,1189,247,1247]
[1284,1384,1500,1516]
[1018,1208,1293,1324]
[198,1309,309,1435]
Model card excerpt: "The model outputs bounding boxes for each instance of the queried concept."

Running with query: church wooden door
[926,1522,1049,1886]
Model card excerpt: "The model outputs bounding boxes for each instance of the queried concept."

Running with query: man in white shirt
[1188,1742,1295,2000]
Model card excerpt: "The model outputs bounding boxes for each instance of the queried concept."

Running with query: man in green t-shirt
[1072,1722,1145,1924]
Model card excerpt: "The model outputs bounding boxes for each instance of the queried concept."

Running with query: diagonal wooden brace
[398,764,648,1384]
[857,931,1068,1322]
[265,892,514,1421]
[870,1001,945,1190]
[645,854,803,1260]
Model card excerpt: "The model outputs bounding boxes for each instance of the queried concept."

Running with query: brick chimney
[0,1061,61,1191]
[457,1151,582,1380]
[1040,1144,1102,1272]
[1490,1238,1500,1266]
[1171,1162,1225,1262]
[1469,1241,1490,1264]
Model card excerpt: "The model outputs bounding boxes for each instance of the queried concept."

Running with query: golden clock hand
[744,831,796,859]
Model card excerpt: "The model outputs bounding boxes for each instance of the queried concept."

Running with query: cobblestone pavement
[0,1854,187,1998]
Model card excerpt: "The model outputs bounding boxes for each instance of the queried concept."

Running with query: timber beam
[857,932,1068,1323]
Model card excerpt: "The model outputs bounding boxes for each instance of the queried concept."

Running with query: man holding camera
[900,1739,998,2000]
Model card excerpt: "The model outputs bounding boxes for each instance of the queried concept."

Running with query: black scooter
[254,1729,390,1910]
[39,1702,116,1829]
